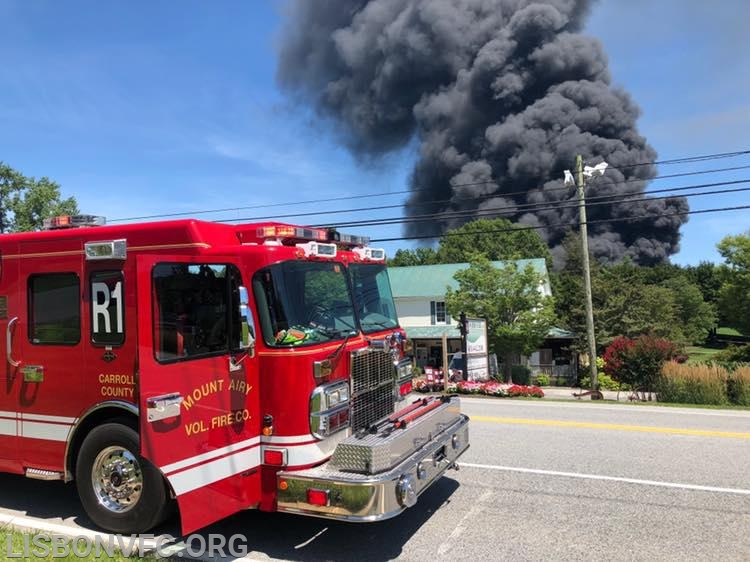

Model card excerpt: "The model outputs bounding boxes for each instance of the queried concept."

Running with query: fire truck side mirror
[238,286,255,353]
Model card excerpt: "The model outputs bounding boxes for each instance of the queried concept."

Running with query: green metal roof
[547,327,577,339]
[404,325,573,340]
[387,259,548,298]
[403,326,462,339]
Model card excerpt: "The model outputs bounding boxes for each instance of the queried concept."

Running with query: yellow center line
[471,415,750,439]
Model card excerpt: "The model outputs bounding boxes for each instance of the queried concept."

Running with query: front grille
[349,348,395,431]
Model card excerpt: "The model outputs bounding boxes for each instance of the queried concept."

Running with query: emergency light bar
[296,241,337,258]
[330,232,371,246]
[254,224,379,259]
[353,247,386,262]
[257,225,327,241]
[255,224,371,245]
[43,215,106,230]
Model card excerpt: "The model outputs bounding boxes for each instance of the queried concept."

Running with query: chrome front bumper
[275,412,470,521]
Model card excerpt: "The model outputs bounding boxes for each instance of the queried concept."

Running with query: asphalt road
[1,398,749,561]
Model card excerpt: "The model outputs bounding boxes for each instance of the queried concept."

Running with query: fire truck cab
[0,216,469,535]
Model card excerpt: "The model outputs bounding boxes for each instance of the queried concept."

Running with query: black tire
[75,423,169,534]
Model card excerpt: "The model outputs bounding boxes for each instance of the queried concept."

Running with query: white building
[387,259,577,380]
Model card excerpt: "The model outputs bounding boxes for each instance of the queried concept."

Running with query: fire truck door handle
[147,393,184,422]
[7,316,20,368]
[21,365,44,383]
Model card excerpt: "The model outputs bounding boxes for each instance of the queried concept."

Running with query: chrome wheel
[91,446,143,513]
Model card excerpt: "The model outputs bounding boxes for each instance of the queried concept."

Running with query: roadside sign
[466,318,489,381]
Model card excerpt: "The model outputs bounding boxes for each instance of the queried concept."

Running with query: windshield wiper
[327,330,354,371]
[361,319,396,330]
[309,322,355,339]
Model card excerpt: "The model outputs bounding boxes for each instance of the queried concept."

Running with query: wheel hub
[91,446,144,513]
[110,466,124,487]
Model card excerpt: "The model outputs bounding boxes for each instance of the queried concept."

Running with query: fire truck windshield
[349,263,399,334]
[253,261,357,347]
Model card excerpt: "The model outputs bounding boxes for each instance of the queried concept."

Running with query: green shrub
[578,373,621,391]
[714,344,750,363]
[657,362,728,405]
[511,365,531,385]
[533,373,550,387]
[727,366,750,406]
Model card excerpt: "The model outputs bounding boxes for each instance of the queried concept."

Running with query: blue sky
[1,1,748,265]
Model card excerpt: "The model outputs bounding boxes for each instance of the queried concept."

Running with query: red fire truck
[0,215,470,535]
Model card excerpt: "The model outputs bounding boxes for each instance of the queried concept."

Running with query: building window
[430,301,451,325]
[435,301,446,323]
[28,273,81,345]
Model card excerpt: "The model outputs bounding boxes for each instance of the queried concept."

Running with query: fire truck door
[14,244,85,472]
[136,255,260,534]
[0,248,19,473]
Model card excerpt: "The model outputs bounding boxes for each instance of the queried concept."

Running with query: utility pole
[459,312,468,381]
[442,332,449,392]
[575,154,598,393]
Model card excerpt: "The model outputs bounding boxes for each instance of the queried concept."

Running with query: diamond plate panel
[331,397,462,474]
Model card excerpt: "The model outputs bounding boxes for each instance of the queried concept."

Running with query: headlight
[327,385,349,408]
[396,360,413,380]
[310,381,351,439]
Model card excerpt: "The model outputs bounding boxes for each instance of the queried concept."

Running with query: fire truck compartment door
[136,254,260,534]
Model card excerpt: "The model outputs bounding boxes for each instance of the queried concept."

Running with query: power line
[368,203,750,243]
[222,177,750,228]
[609,149,750,171]
[107,151,750,223]
[634,163,750,181]
[217,177,750,225]
[320,182,750,230]
[650,150,750,165]
[319,183,750,229]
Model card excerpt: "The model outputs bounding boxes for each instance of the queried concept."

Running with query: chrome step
[25,467,64,481]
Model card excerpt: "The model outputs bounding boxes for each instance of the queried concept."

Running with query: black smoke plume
[277,0,688,267]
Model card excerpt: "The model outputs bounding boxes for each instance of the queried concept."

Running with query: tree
[661,276,717,344]
[388,247,439,267]
[550,231,594,350]
[717,233,750,334]
[683,261,722,299]
[637,263,684,285]
[553,230,719,348]
[445,254,556,382]
[552,234,712,348]
[684,261,725,326]
[0,162,78,232]
[594,265,682,344]
[435,218,553,269]
[389,218,552,268]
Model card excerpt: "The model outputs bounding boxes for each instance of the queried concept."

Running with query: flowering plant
[456,381,484,394]
[413,378,446,392]
[411,377,544,398]
[507,384,545,398]
[479,382,508,396]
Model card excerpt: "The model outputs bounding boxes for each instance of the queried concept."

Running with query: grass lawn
[716,327,744,337]
[4,529,156,561]
[685,345,722,363]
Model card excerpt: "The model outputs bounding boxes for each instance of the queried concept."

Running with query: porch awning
[547,327,576,339]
